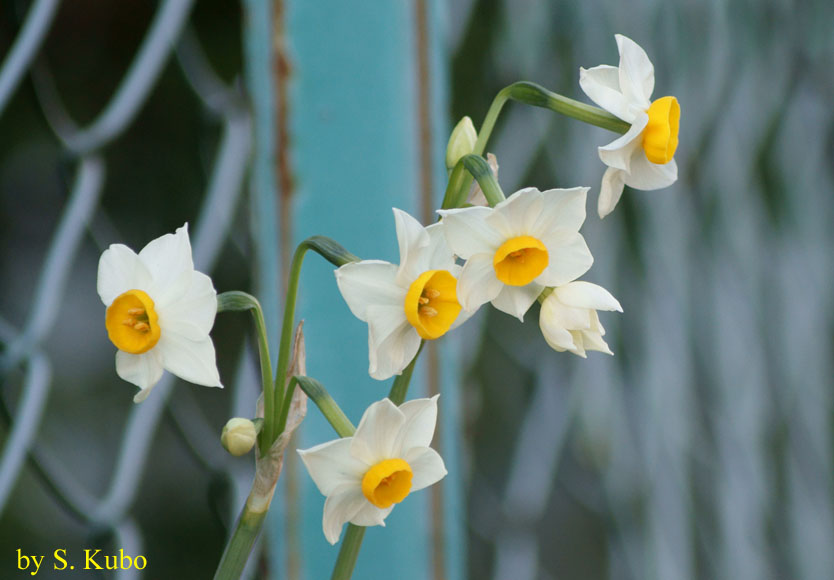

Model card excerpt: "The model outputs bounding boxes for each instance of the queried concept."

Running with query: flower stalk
[217,291,275,457]
[442,81,630,213]
[272,237,359,450]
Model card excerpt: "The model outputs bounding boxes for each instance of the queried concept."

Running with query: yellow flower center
[361,458,413,509]
[404,270,461,340]
[105,289,161,354]
[642,96,680,164]
[492,235,549,286]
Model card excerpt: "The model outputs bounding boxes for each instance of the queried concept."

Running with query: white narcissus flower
[97,224,222,402]
[579,34,680,218]
[438,187,594,322]
[539,281,622,357]
[298,396,447,545]
[335,208,473,381]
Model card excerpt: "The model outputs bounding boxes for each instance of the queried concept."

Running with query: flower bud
[445,116,477,170]
[221,418,257,456]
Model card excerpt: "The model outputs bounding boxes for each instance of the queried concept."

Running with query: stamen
[420,306,438,317]
[127,308,145,316]
[418,296,430,305]
[133,322,150,332]
[424,288,440,299]
[122,319,135,326]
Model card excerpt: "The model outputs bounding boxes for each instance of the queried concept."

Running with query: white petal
[335,261,404,321]
[157,332,222,388]
[623,154,678,191]
[156,271,217,341]
[137,224,195,308]
[539,318,577,352]
[350,502,393,527]
[554,281,622,312]
[351,398,406,465]
[115,349,164,392]
[598,167,626,219]
[581,328,614,355]
[394,395,439,455]
[489,187,543,237]
[598,113,647,173]
[97,244,153,305]
[578,65,632,121]
[537,233,594,287]
[322,484,367,545]
[393,208,431,286]
[491,283,543,322]
[616,34,654,108]
[570,331,588,358]
[133,386,156,403]
[531,187,588,238]
[402,446,447,492]
[366,305,420,380]
[437,206,503,259]
[456,254,504,311]
[297,438,366,496]
[424,223,457,272]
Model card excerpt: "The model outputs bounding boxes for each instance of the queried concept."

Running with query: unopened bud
[221,418,257,456]
[445,116,478,170]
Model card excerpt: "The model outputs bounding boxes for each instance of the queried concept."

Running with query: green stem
[217,292,275,457]
[295,376,356,437]
[388,341,424,405]
[460,154,505,207]
[272,237,359,447]
[442,81,630,209]
[330,524,366,580]
[213,504,267,580]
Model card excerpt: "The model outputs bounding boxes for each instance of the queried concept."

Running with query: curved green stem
[217,291,275,457]
[294,376,355,437]
[271,237,359,449]
[442,81,630,210]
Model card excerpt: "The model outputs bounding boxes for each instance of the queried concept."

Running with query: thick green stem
[213,504,267,580]
[330,524,366,580]
[217,292,275,457]
[388,341,424,405]
[442,81,630,209]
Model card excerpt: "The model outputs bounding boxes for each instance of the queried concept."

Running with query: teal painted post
[273,1,465,578]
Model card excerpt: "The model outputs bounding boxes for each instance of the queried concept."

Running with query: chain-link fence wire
[449,0,834,579]
[0,2,262,577]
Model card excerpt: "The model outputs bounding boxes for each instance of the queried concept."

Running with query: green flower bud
[221,418,257,456]
[445,116,477,170]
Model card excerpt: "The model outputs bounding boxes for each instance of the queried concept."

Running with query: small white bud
[445,116,478,170]
[221,418,257,456]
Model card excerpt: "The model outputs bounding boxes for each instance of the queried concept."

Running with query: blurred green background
[1,0,833,579]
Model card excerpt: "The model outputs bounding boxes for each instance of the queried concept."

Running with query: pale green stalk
[217,292,275,457]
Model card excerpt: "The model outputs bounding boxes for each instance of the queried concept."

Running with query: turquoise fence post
[267,1,465,578]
